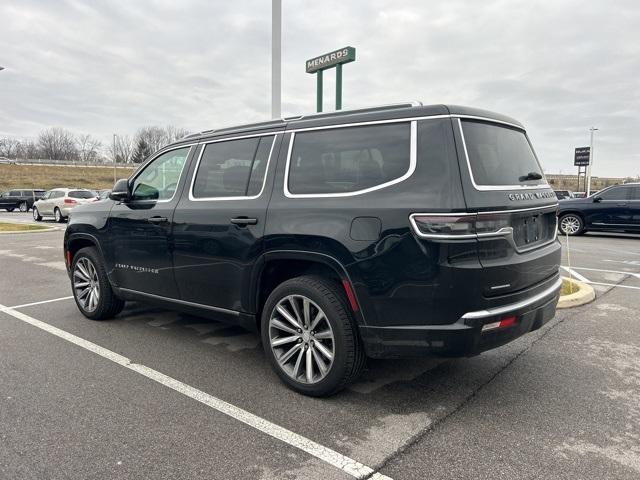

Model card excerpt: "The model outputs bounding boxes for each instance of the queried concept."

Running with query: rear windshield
[68,190,96,199]
[461,120,545,187]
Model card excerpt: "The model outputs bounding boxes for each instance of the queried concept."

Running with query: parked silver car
[33,188,98,222]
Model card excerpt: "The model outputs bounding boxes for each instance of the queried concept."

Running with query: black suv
[557,183,640,235]
[0,189,46,212]
[64,103,561,396]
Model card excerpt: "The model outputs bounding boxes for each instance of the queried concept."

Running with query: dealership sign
[574,147,591,166]
[306,47,356,74]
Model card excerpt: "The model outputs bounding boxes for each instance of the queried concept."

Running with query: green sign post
[306,46,356,112]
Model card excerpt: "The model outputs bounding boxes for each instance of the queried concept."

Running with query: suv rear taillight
[64,198,77,204]
[410,213,512,240]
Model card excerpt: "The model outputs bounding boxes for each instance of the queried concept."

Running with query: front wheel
[32,207,42,221]
[559,214,584,236]
[18,202,28,212]
[6,207,14,212]
[71,247,125,320]
[261,275,366,397]
[54,207,65,223]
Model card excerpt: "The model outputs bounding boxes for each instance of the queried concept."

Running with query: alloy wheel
[19,202,28,212]
[55,209,61,222]
[73,257,101,312]
[268,295,335,385]
[560,215,580,235]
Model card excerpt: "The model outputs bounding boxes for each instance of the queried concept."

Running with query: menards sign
[306,47,356,73]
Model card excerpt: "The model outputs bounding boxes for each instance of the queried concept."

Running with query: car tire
[6,207,14,212]
[261,275,366,397]
[18,202,28,212]
[32,207,42,222]
[71,247,125,320]
[54,207,65,223]
[559,213,584,236]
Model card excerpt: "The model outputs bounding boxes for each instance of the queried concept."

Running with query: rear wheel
[261,275,365,396]
[559,213,584,236]
[54,207,65,223]
[32,207,42,221]
[18,202,28,212]
[6,207,14,212]
[72,247,124,320]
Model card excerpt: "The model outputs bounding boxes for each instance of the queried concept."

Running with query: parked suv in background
[33,188,97,222]
[0,189,46,212]
[64,103,561,396]
[557,183,640,235]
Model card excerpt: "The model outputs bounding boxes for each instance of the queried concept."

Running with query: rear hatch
[456,117,560,297]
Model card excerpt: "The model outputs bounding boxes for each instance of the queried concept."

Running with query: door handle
[148,216,168,224]
[230,217,258,226]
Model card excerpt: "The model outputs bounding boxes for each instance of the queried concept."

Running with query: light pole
[271,0,281,119]
[112,133,117,184]
[586,127,598,196]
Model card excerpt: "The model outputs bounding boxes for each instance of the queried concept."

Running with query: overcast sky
[1,0,639,176]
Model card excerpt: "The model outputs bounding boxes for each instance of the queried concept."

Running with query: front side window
[288,123,411,195]
[192,136,274,198]
[461,120,545,187]
[131,147,190,201]
[9,190,19,196]
[598,186,628,201]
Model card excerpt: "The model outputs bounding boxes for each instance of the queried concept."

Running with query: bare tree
[37,127,78,161]
[164,125,190,143]
[134,125,191,156]
[109,134,134,164]
[0,137,22,159]
[76,134,103,163]
[16,139,40,159]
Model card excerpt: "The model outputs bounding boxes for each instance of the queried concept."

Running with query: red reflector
[482,315,518,332]
[65,250,72,266]
[341,279,359,312]
[64,198,77,204]
[499,316,517,328]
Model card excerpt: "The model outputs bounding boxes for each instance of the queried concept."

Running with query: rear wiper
[519,172,543,182]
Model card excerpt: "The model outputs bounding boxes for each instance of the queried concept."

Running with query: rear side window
[287,123,411,195]
[598,186,628,201]
[192,136,274,198]
[9,190,19,196]
[461,120,545,187]
[69,190,95,199]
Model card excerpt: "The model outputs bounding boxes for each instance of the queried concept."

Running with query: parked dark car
[554,190,574,200]
[0,189,46,212]
[64,103,561,396]
[557,183,640,235]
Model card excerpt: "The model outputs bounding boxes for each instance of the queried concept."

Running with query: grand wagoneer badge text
[508,191,555,201]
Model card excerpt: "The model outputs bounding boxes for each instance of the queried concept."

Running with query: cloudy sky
[1,0,639,176]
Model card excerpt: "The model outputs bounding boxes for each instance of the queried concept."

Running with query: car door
[626,185,640,231]
[172,132,282,313]
[587,185,631,228]
[0,191,11,209]
[108,145,194,298]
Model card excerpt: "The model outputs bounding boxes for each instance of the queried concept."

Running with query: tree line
[0,125,190,164]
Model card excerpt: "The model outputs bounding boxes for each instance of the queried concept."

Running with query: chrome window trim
[283,120,417,199]
[461,276,562,320]
[129,144,195,204]
[188,133,279,202]
[457,118,551,192]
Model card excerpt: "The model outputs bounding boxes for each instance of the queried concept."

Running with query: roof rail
[286,101,423,122]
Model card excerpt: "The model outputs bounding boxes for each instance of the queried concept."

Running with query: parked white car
[32,188,97,222]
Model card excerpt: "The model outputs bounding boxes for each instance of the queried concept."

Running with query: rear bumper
[360,276,561,358]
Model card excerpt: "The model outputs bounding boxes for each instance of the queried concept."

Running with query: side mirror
[109,179,130,202]
[593,196,602,203]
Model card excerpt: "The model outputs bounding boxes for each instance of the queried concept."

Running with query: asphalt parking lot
[1,210,639,480]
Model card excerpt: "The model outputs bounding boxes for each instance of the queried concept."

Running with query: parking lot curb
[557,276,595,309]
[0,225,59,234]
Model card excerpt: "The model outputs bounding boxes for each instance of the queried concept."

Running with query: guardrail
[6,159,135,168]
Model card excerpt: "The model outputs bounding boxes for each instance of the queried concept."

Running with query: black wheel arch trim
[251,249,367,326]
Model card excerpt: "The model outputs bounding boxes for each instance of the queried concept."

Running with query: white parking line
[1,296,74,311]
[584,282,640,291]
[566,267,640,279]
[560,266,590,283]
[0,303,392,480]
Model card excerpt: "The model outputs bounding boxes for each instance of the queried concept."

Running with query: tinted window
[131,147,190,201]
[598,186,628,201]
[69,190,96,199]
[288,123,411,195]
[52,191,65,199]
[629,186,640,200]
[9,190,19,196]
[193,136,273,198]
[461,121,544,187]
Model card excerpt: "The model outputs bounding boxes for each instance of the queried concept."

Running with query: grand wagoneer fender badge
[508,191,555,201]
